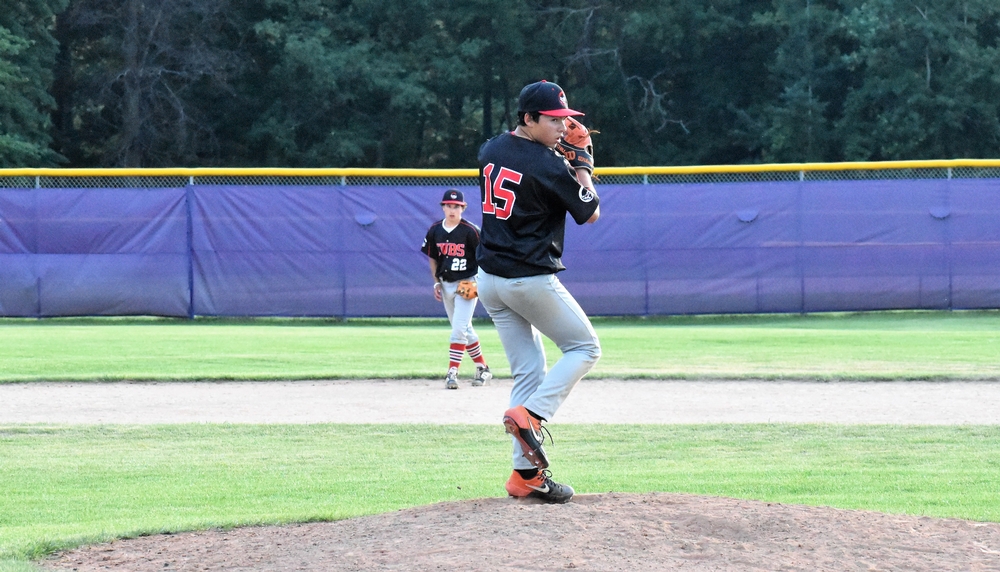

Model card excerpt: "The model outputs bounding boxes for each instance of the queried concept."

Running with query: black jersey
[420,219,481,282]
[476,132,599,278]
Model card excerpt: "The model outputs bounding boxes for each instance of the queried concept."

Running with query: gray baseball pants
[476,270,601,470]
[440,279,479,346]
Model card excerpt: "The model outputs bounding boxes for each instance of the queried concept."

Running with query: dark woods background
[4,0,1000,169]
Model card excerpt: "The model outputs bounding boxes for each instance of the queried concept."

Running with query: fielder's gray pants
[477,270,601,470]
[440,279,480,346]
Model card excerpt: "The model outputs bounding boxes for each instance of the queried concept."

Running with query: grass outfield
[1,310,1000,381]
[2,310,1000,569]
[1,424,999,564]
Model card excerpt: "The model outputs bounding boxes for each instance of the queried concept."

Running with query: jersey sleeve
[539,154,600,225]
[464,222,481,252]
[420,225,437,258]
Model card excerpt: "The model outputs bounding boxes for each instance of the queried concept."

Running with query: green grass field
[3,424,999,564]
[2,310,1000,381]
[1,311,999,569]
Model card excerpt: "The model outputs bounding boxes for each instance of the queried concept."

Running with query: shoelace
[535,421,553,446]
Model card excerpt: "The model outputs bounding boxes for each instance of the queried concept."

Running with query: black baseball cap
[441,189,466,206]
[517,81,584,117]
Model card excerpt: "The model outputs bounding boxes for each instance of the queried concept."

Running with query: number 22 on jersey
[482,163,521,220]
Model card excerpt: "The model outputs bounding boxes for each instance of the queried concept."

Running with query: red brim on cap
[539,108,584,117]
[441,200,466,206]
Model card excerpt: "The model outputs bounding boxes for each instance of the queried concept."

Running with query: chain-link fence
[2,161,1000,188]
[4,162,1000,317]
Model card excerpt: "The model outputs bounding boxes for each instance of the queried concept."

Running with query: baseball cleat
[445,367,459,390]
[502,405,550,469]
[472,364,492,387]
[505,470,574,504]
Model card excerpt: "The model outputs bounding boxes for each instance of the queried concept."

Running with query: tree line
[3,0,999,169]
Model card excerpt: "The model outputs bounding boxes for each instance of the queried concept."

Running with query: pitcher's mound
[43,493,1000,571]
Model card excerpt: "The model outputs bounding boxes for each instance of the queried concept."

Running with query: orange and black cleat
[505,470,574,504]
[502,405,550,469]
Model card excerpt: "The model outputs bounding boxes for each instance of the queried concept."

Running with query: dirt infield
[18,379,1000,571]
[42,493,1000,571]
[4,378,1000,424]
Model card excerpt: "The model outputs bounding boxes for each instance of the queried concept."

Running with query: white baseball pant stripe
[476,270,601,470]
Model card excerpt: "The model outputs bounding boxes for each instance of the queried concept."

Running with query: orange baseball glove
[456,280,478,300]
[555,117,597,174]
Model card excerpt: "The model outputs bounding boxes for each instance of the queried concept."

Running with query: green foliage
[52,0,249,167]
[505,0,780,166]
[15,0,1000,167]
[835,0,1000,160]
[753,0,848,162]
[242,0,547,167]
[0,0,67,167]
[246,0,442,166]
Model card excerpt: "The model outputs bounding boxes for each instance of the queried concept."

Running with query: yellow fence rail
[2,158,1000,176]
[2,159,1000,188]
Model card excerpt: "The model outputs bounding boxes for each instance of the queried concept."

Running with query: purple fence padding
[188,185,489,317]
[0,190,36,315]
[190,186,346,316]
[561,178,1000,315]
[0,188,189,317]
[2,179,999,317]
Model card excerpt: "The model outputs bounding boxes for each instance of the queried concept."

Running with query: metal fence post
[184,184,195,319]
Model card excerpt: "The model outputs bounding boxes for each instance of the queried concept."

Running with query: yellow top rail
[600,158,1000,175]
[1,159,999,178]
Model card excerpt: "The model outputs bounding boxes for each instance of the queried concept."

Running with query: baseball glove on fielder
[555,117,597,174]
[456,280,478,300]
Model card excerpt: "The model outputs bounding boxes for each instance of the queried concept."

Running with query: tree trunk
[482,73,492,138]
[120,0,144,167]
[51,9,74,162]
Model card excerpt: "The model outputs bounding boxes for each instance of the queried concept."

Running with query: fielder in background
[420,189,493,390]
[476,80,601,503]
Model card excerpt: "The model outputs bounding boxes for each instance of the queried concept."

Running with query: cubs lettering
[437,243,465,257]
[422,218,480,283]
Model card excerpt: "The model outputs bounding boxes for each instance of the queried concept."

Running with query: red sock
[449,343,465,369]
[467,341,486,366]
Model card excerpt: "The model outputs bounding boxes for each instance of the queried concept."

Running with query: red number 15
[482,163,521,220]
